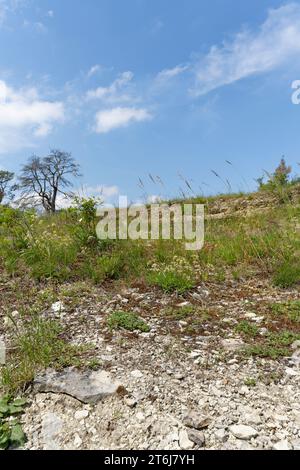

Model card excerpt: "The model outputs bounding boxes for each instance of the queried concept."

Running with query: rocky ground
[7,278,299,450]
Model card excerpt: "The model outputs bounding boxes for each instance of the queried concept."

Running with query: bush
[273,260,300,288]
[107,311,150,332]
[148,270,195,293]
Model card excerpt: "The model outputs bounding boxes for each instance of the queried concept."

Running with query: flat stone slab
[34,368,124,404]
[221,338,245,352]
[229,424,258,440]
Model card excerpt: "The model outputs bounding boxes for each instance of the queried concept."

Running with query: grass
[1,184,300,394]
[0,191,299,289]
[243,330,300,359]
[147,270,195,294]
[163,305,195,319]
[1,316,88,394]
[272,260,300,288]
[235,320,259,337]
[107,311,150,332]
[271,300,300,323]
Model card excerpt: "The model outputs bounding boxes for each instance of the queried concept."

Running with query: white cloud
[192,3,300,96]
[56,184,119,209]
[84,185,119,198]
[86,71,134,102]
[23,19,47,33]
[47,10,54,18]
[0,0,25,26]
[87,64,102,78]
[156,64,189,83]
[94,107,152,134]
[0,79,65,153]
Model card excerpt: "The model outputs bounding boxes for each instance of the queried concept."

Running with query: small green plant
[107,311,150,332]
[148,270,195,294]
[0,396,27,449]
[163,305,195,319]
[271,301,300,323]
[235,320,259,337]
[244,377,257,387]
[1,317,87,394]
[243,330,300,359]
[273,260,300,288]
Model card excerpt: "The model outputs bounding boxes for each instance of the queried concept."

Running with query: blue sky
[1,0,300,204]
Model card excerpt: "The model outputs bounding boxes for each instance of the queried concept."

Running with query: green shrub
[273,260,300,288]
[148,270,195,294]
[271,301,300,322]
[235,320,259,337]
[107,311,150,332]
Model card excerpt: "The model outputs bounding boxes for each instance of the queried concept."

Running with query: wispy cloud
[86,71,134,103]
[23,19,47,33]
[192,3,300,96]
[155,64,190,86]
[94,107,152,134]
[150,17,164,34]
[0,79,64,153]
[0,0,25,26]
[87,64,102,78]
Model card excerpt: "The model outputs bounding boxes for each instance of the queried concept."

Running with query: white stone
[285,367,298,377]
[75,410,89,420]
[190,351,202,359]
[74,434,83,448]
[215,428,227,442]
[51,301,65,313]
[131,370,143,379]
[41,412,63,450]
[229,424,258,440]
[272,440,293,450]
[291,340,300,351]
[179,430,194,450]
[136,412,145,422]
[244,412,262,426]
[221,338,244,351]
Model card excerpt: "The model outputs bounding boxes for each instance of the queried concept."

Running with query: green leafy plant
[148,270,195,294]
[271,301,300,322]
[235,320,259,337]
[243,330,300,359]
[244,377,257,387]
[107,311,150,332]
[0,396,27,449]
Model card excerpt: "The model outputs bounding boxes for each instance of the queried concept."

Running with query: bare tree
[19,150,81,213]
[0,170,15,204]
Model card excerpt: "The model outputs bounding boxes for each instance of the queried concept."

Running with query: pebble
[229,424,258,440]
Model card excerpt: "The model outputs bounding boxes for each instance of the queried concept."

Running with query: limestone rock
[183,411,211,430]
[41,412,63,450]
[179,430,194,450]
[229,424,258,440]
[34,368,124,404]
[273,440,293,450]
[221,338,244,351]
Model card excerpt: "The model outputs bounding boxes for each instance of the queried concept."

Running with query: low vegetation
[0,396,27,449]
[107,311,150,333]
[0,158,300,403]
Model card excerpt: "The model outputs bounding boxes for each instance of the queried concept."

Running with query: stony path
[17,281,300,450]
